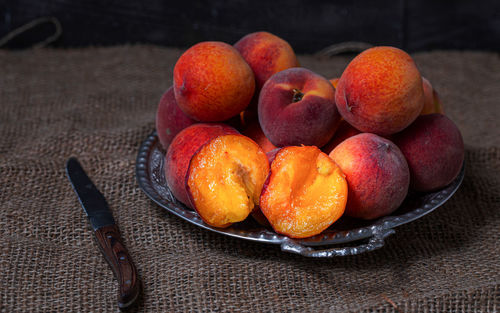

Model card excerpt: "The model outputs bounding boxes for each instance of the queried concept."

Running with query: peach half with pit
[164,123,238,207]
[186,134,270,228]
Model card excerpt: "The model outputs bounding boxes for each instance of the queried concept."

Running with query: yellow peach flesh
[187,135,269,228]
[260,146,347,238]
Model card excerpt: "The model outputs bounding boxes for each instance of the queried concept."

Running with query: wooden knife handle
[94,224,141,309]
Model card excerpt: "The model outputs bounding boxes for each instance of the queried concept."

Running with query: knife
[66,157,141,310]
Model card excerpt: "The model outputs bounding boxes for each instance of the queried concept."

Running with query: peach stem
[292,88,304,102]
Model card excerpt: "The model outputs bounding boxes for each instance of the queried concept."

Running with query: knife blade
[66,157,141,310]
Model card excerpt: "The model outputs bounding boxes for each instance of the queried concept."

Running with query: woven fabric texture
[0,46,499,312]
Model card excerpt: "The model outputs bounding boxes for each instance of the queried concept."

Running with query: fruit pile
[156,31,464,239]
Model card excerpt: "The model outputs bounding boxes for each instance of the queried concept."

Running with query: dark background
[1,0,500,52]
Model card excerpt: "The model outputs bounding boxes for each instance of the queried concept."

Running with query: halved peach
[259,146,348,238]
[165,123,238,208]
[186,134,270,228]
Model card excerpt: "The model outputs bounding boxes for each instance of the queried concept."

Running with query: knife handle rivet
[107,235,113,239]
[125,280,132,286]
[120,256,126,261]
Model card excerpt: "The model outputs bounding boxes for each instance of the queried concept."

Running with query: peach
[242,120,277,154]
[239,104,259,128]
[421,77,444,115]
[335,46,424,135]
[392,114,464,192]
[260,146,348,238]
[223,114,246,133]
[322,120,361,155]
[329,133,410,220]
[155,87,197,150]
[173,41,255,122]
[186,134,270,228]
[243,94,260,118]
[234,31,299,90]
[165,123,238,207]
[329,78,339,89]
[258,68,341,147]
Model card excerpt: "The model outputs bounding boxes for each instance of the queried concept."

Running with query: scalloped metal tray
[136,131,464,257]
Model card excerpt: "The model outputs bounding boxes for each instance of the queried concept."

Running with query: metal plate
[136,131,464,257]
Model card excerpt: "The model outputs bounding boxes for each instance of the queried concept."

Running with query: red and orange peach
[234,31,299,90]
[155,87,197,150]
[242,120,277,154]
[421,77,444,115]
[329,133,410,220]
[335,46,424,135]
[173,41,255,122]
[329,78,339,89]
[322,119,361,155]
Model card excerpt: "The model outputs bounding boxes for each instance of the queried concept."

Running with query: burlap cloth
[0,46,499,312]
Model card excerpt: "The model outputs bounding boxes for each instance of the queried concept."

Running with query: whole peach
[392,114,464,192]
[173,41,255,122]
[322,120,361,155]
[165,123,238,207]
[258,68,340,147]
[335,46,424,135]
[234,31,299,90]
[156,87,197,150]
[421,77,444,115]
[329,78,339,89]
[242,120,277,153]
[329,133,410,220]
